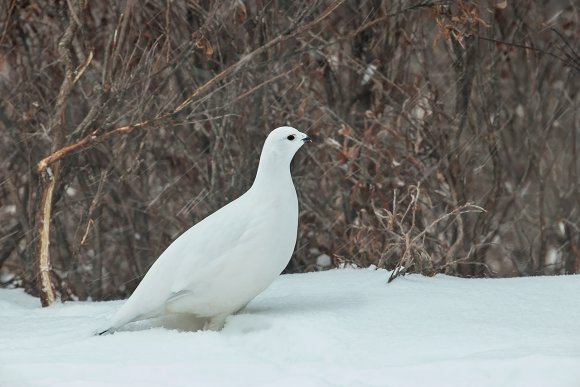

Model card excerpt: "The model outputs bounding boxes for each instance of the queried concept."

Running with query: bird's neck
[250,148,294,193]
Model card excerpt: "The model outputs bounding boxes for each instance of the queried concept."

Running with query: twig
[36,1,345,174]
[173,1,344,114]
[478,35,578,71]
[37,120,152,173]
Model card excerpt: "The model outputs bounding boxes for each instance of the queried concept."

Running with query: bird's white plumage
[101,126,309,333]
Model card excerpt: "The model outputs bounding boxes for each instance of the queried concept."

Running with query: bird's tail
[97,327,113,335]
[94,309,133,336]
[95,308,154,336]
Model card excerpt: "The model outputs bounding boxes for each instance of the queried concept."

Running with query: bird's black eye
[287,134,296,141]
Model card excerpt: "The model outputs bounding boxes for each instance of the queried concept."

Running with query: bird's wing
[164,218,268,316]
[106,195,256,329]
[164,289,192,304]
[169,198,263,294]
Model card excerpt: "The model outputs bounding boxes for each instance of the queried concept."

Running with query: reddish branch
[37,119,155,173]
[36,0,88,306]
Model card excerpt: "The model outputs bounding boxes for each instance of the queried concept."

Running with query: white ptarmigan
[99,127,310,334]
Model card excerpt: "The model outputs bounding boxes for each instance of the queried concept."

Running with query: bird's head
[252,126,311,186]
[262,126,311,160]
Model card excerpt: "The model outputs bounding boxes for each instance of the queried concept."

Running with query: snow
[1,268,580,387]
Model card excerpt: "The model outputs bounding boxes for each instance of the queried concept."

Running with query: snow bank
[1,269,580,386]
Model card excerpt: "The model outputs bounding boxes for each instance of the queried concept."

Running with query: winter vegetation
[1,0,578,305]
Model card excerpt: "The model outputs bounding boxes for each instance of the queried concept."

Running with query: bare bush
[0,0,578,304]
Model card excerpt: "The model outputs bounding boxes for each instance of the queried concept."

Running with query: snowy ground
[1,268,580,387]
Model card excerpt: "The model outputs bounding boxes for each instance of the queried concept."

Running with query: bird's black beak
[302,136,312,143]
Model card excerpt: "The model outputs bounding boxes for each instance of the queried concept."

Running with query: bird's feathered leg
[202,313,228,331]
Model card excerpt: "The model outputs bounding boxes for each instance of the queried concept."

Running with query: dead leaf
[195,36,213,59]
[297,98,307,119]
[235,0,247,23]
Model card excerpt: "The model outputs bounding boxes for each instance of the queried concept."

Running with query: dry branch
[37,1,344,173]
[32,1,344,305]
[1,0,577,301]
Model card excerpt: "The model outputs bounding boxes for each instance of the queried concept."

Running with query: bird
[99,126,311,334]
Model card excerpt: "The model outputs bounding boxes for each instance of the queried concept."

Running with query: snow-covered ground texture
[2,268,580,387]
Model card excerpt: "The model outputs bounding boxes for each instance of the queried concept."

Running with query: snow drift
[1,268,579,387]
